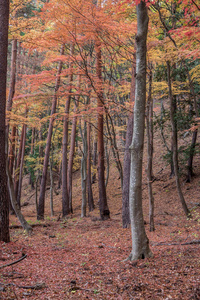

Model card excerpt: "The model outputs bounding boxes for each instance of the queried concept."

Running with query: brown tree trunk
[37,45,64,220]
[92,139,97,183]
[29,127,35,189]
[16,114,27,206]
[167,61,191,218]
[67,76,80,214]
[7,39,17,112]
[9,125,16,176]
[95,40,110,220]
[0,0,10,242]
[62,44,74,217]
[87,99,94,212]
[146,64,155,232]
[122,64,135,228]
[14,124,26,206]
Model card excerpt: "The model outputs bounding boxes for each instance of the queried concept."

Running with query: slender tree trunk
[14,124,26,206]
[29,127,35,189]
[80,121,87,217]
[62,44,74,217]
[122,64,135,228]
[167,61,191,218]
[87,103,94,211]
[49,153,54,217]
[92,139,97,183]
[0,0,10,242]
[68,76,80,213]
[16,118,27,207]
[9,126,16,176]
[37,45,64,220]
[185,64,199,182]
[128,1,152,261]
[146,64,155,232]
[95,39,110,220]
[7,39,17,112]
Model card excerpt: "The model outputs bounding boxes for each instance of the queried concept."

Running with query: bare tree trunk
[62,44,74,217]
[9,125,16,176]
[146,64,155,232]
[7,39,17,112]
[92,139,97,183]
[128,1,152,261]
[49,153,54,217]
[37,45,64,220]
[16,116,27,207]
[68,76,80,213]
[122,64,135,228]
[167,61,191,218]
[87,104,94,211]
[95,39,110,220]
[0,0,10,242]
[185,64,199,182]
[29,127,35,189]
[80,121,87,217]
[14,124,26,206]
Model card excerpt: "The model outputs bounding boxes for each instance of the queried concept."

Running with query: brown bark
[9,125,16,176]
[0,0,10,242]
[67,75,80,214]
[62,44,74,217]
[37,45,64,220]
[95,39,110,220]
[146,64,155,232]
[14,124,26,206]
[87,99,94,212]
[167,61,191,218]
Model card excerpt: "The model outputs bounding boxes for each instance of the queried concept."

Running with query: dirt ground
[1,128,200,299]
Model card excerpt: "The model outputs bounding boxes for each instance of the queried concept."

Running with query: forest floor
[1,128,200,299]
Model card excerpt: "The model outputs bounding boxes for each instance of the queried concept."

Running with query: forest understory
[1,129,200,300]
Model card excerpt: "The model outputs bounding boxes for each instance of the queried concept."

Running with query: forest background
[0,0,200,299]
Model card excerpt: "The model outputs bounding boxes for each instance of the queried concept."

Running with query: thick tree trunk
[122,64,135,228]
[62,44,74,217]
[128,1,152,261]
[146,64,155,232]
[95,40,110,220]
[0,0,10,243]
[37,45,64,220]
[167,62,191,218]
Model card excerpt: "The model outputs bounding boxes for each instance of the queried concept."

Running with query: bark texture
[128,1,152,260]
[0,0,10,242]
[95,40,110,220]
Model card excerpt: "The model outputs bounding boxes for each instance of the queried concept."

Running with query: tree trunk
[37,45,64,220]
[9,125,16,176]
[167,61,191,218]
[0,0,10,243]
[95,39,110,220]
[29,127,35,189]
[92,139,97,183]
[185,64,199,182]
[122,64,135,228]
[16,118,27,207]
[68,76,80,213]
[87,103,94,211]
[7,39,17,112]
[14,124,26,206]
[146,64,155,232]
[80,121,87,217]
[128,1,152,261]
[62,44,74,217]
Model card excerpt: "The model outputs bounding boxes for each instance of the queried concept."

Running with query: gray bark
[128,1,152,261]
